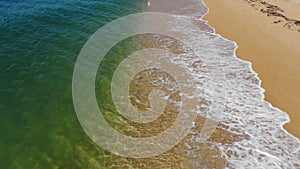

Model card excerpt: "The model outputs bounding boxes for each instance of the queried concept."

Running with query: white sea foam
[156,0,300,168]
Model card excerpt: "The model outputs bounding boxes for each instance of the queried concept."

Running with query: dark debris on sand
[244,0,300,32]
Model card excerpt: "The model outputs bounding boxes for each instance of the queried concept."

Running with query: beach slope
[203,0,300,138]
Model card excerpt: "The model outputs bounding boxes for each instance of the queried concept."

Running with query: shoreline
[133,0,300,167]
[203,0,300,139]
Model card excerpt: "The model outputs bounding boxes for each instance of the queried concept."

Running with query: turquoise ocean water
[0,1,143,168]
[2,0,300,168]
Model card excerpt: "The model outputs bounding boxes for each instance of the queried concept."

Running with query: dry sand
[203,0,300,138]
[105,1,300,168]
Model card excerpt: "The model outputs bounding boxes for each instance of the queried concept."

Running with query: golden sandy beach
[99,1,300,168]
[203,0,300,139]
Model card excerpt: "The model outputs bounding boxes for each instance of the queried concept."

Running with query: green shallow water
[0,1,144,168]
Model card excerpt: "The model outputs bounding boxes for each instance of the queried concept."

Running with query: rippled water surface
[0,0,143,168]
[1,0,300,168]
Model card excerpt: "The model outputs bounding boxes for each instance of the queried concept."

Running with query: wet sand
[105,1,242,168]
[203,0,300,138]
[104,1,300,168]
